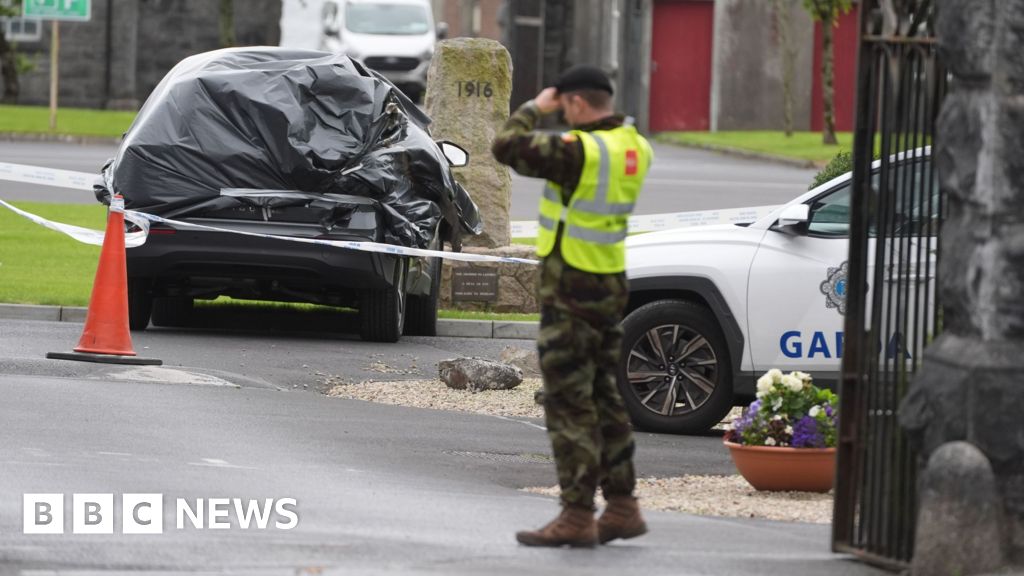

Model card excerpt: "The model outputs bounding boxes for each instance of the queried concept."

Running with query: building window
[2,17,43,43]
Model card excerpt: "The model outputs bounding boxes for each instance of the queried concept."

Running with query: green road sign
[22,0,91,21]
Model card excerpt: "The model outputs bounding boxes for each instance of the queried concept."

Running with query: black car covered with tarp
[98,47,481,342]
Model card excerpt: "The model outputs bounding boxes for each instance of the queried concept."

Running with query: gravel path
[322,377,833,524]
[324,377,545,419]
[525,477,833,524]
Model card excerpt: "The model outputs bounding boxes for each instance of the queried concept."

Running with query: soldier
[491,65,653,548]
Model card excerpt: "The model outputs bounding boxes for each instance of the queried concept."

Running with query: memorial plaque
[451,267,500,302]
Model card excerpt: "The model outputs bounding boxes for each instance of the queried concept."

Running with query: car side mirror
[775,204,810,234]
[436,22,449,40]
[439,141,469,167]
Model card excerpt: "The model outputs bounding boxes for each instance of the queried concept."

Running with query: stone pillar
[105,0,139,110]
[424,37,513,248]
[900,0,1024,569]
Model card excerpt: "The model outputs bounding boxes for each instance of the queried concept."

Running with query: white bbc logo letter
[73,493,114,534]
[23,494,64,534]
[122,494,163,534]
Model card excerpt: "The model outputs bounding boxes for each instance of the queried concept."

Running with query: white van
[299,0,445,102]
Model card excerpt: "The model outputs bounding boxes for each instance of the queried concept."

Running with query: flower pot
[724,440,836,493]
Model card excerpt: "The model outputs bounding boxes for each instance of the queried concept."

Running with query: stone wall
[8,0,281,109]
[899,0,1024,569]
[711,0,815,131]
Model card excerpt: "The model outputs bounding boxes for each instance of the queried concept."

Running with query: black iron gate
[833,0,946,569]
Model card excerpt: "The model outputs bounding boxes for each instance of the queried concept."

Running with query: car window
[804,157,938,238]
[807,182,852,237]
[345,3,431,35]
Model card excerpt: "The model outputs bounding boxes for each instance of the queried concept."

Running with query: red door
[649,0,715,132]
[811,7,859,132]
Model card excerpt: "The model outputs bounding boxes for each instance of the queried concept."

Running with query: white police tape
[123,209,542,265]
[0,162,96,192]
[0,161,780,265]
[0,198,150,248]
[510,204,779,237]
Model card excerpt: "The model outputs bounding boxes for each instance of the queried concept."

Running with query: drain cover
[446,450,553,464]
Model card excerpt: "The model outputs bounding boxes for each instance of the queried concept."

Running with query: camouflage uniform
[492,102,637,509]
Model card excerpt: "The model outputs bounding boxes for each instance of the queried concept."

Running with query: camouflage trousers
[537,250,637,509]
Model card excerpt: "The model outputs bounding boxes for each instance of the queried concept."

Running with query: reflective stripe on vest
[571,135,635,216]
[535,126,652,274]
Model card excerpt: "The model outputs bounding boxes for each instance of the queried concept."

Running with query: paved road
[0,320,881,575]
[0,140,817,219]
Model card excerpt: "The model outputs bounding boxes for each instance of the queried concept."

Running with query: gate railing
[832,0,946,569]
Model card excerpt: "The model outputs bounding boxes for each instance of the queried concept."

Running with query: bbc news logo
[23,494,298,534]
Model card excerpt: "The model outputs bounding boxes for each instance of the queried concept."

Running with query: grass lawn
[0,201,105,306]
[0,202,539,321]
[657,131,854,164]
[0,105,136,138]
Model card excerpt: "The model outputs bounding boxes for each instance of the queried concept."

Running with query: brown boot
[598,496,648,544]
[516,505,598,548]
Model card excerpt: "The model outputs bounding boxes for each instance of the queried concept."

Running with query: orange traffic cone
[47,195,161,366]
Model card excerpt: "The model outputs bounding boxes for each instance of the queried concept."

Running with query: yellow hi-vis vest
[536,125,652,274]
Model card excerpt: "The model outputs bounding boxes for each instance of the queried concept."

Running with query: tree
[772,0,799,137]
[219,0,235,48]
[803,0,853,145]
[0,0,23,104]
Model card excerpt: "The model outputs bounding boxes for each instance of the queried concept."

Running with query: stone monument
[899,0,1024,572]
[424,38,540,314]
[424,38,513,248]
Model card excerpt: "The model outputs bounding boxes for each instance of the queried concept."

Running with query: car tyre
[617,300,733,435]
[150,296,194,328]
[360,258,407,343]
[404,257,440,337]
[127,277,153,331]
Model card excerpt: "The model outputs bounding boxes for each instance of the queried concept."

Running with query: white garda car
[619,151,937,434]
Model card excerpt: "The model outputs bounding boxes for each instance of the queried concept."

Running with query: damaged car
[95,47,481,342]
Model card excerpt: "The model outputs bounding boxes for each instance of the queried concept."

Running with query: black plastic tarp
[96,47,481,249]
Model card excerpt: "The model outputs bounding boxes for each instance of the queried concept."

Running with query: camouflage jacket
[491,101,626,204]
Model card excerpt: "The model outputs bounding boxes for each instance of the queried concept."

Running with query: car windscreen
[806,157,937,238]
[345,3,430,35]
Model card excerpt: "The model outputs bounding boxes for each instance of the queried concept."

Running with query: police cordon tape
[0,161,781,264]
[510,204,780,237]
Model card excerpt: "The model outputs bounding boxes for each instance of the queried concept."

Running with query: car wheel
[360,258,407,342]
[617,300,733,434]
[150,296,194,328]
[404,257,440,337]
[127,277,153,331]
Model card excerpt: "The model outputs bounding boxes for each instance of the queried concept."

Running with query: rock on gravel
[525,475,833,524]
[439,357,523,392]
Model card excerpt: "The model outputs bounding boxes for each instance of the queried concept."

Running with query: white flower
[772,414,783,421]
[772,397,784,411]
[794,371,813,384]
[756,374,774,397]
[781,374,803,392]
[765,437,777,446]
[767,368,784,384]
[785,426,794,435]
[809,405,821,418]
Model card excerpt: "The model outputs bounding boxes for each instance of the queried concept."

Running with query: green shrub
[809,149,853,190]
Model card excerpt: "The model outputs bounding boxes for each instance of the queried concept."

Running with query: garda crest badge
[820,262,849,316]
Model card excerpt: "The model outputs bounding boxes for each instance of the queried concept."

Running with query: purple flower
[726,401,760,443]
[791,415,824,448]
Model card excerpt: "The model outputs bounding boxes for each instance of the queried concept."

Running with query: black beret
[554,65,613,95]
